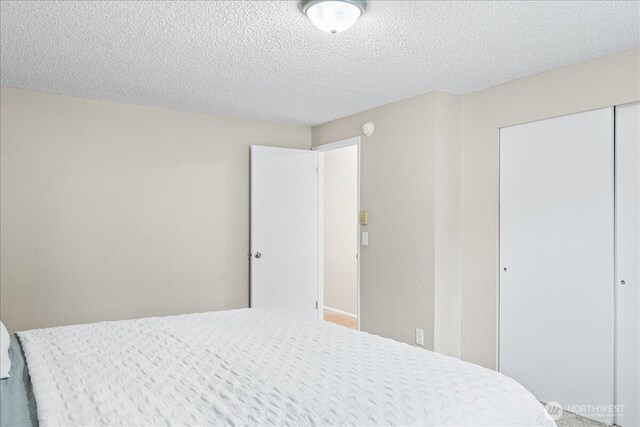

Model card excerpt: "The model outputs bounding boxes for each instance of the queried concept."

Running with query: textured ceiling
[1,1,639,126]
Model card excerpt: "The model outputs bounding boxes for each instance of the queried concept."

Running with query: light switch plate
[361,231,368,246]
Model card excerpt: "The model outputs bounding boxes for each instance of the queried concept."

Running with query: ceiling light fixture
[300,0,367,34]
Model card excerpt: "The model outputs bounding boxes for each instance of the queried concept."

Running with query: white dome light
[300,0,367,34]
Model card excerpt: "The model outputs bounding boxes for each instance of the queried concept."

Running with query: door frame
[313,136,361,330]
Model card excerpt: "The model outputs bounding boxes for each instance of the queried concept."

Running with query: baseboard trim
[323,306,357,319]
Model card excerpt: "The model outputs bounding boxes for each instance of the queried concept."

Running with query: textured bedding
[17,308,555,426]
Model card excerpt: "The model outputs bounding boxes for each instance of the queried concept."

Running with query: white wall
[323,145,358,315]
[0,87,311,332]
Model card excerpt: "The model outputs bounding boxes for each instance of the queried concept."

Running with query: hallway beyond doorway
[324,310,357,329]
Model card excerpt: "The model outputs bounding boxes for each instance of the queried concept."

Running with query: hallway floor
[323,310,357,330]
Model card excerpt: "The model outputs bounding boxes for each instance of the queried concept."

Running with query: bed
[2,308,555,426]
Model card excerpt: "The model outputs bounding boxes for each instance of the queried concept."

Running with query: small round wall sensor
[362,121,374,136]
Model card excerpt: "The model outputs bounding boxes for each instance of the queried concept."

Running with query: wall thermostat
[359,210,368,225]
[362,122,374,136]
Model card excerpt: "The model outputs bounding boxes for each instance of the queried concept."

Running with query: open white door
[250,146,318,318]
[499,108,614,424]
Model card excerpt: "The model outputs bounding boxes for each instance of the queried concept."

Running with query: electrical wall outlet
[415,328,424,346]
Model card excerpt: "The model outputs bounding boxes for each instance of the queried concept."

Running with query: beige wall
[313,91,461,349]
[323,145,358,315]
[313,47,639,363]
[0,87,311,332]
[2,47,637,365]
[459,47,640,369]
[433,92,462,358]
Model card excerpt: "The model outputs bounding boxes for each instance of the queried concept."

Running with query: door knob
[254,251,262,259]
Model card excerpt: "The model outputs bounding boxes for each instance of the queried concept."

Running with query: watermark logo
[567,404,624,420]
[544,402,564,421]
[544,401,625,422]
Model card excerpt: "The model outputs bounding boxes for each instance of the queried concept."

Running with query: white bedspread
[18,308,555,426]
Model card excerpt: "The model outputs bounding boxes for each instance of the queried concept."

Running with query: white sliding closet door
[614,102,639,427]
[500,108,614,424]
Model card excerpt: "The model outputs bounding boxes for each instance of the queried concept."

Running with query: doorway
[315,137,360,330]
